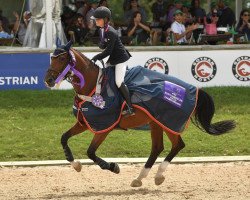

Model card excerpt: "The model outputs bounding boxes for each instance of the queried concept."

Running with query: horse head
[44,40,73,88]
[44,40,99,94]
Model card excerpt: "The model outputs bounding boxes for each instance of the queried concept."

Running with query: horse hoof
[71,161,82,172]
[110,162,120,174]
[130,179,142,187]
[113,163,120,174]
[155,175,165,185]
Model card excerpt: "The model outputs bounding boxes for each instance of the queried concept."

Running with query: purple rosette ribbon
[91,94,105,109]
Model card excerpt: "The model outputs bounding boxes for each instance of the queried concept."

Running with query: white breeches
[115,61,127,88]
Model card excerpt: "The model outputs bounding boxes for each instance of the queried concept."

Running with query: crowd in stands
[0,8,31,44]
[0,9,12,39]
[0,0,250,46]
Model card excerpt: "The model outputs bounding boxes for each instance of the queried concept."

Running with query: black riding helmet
[92,6,111,20]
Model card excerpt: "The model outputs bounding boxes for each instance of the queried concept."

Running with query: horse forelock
[52,48,67,57]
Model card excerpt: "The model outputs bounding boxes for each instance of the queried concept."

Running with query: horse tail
[192,89,236,135]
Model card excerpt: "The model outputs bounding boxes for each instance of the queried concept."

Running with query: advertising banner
[0,53,50,90]
[1,50,249,90]
[126,50,250,87]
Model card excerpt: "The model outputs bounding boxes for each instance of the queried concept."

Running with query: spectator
[161,3,174,30]
[124,0,147,25]
[85,0,100,36]
[190,0,206,43]
[204,3,218,44]
[217,0,235,27]
[0,20,13,39]
[190,0,206,24]
[209,11,219,25]
[68,14,88,45]
[127,11,151,45]
[75,0,89,18]
[0,8,10,34]
[150,0,168,45]
[182,2,193,26]
[12,11,31,44]
[151,0,168,28]
[236,9,250,40]
[206,1,219,24]
[61,6,76,40]
[166,0,183,26]
[170,9,197,44]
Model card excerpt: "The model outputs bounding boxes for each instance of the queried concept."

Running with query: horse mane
[73,49,99,70]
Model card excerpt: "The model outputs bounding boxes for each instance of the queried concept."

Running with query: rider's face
[95,18,104,27]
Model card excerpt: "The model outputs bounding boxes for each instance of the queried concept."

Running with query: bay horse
[44,41,236,187]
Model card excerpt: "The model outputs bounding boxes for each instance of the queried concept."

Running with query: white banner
[54,50,250,89]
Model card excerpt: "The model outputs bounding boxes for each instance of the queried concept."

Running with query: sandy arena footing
[0,162,249,200]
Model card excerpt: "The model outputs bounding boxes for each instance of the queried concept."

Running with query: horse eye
[59,57,65,62]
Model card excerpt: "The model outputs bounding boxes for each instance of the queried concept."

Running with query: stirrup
[122,107,135,116]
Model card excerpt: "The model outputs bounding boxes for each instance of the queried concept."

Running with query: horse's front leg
[87,132,120,174]
[61,121,87,172]
[131,122,164,187]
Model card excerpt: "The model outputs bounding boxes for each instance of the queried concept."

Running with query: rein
[65,49,106,109]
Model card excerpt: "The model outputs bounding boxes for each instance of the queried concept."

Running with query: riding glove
[91,56,98,63]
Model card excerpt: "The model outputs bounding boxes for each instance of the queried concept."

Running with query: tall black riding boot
[119,82,135,116]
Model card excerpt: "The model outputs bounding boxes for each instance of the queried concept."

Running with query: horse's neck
[72,50,99,95]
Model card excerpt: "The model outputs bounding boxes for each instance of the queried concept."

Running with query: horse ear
[56,37,62,48]
[65,40,73,51]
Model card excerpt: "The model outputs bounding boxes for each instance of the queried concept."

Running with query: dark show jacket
[93,26,131,65]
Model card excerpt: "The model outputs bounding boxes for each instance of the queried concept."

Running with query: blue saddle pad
[74,66,198,134]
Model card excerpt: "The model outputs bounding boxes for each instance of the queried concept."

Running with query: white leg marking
[137,167,151,181]
[154,161,170,185]
[155,161,170,177]
[131,167,151,187]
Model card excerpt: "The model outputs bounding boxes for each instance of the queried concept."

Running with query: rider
[91,6,135,116]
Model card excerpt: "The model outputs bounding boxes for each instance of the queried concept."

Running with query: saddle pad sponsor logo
[164,81,186,108]
[191,57,217,82]
[232,56,250,81]
[144,57,169,74]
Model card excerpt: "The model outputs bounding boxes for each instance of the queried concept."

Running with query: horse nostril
[48,78,53,83]
[45,77,55,87]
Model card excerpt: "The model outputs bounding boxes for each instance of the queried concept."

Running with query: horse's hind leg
[61,121,87,172]
[131,121,163,187]
[155,132,185,185]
